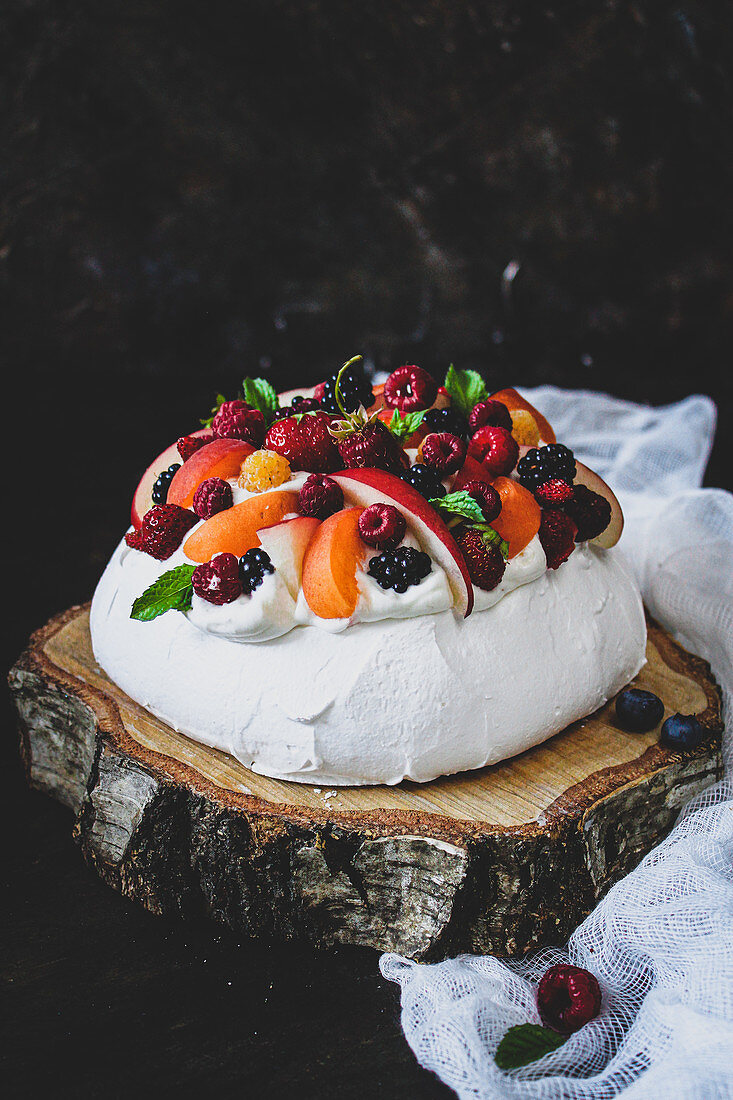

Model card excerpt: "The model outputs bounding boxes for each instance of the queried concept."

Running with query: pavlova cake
[90,357,646,785]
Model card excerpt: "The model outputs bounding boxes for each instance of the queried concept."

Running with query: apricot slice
[490,476,542,558]
[167,439,255,510]
[301,507,365,619]
[183,491,299,562]
[490,387,556,444]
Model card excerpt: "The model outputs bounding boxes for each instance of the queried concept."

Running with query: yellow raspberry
[239,449,291,492]
[510,408,540,447]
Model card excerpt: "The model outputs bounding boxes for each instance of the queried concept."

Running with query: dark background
[3,1,731,1096]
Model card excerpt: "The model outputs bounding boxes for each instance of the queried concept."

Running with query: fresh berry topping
[565,484,612,541]
[660,713,706,750]
[319,361,373,415]
[537,965,602,1034]
[509,408,541,446]
[454,527,506,591]
[538,509,578,569]
[424,406,469,439]
[419,432,467,475]
[239,448,292,491]
[211,400,266,446]
[460,481,502,523]
[298,473,344,519]
[264,411,340,473]
[367,546,432,593]
[125,504,197,560]
[177,433,215,462]
[383,364,438,412]
[192,553,242,604]
[272,395,321,420]
[468,399,513,433]
[358,504,406,550]
[535,479,574,508]
[151,463,182,505]
[335,418,408,473]
[615,688,665,733]
[402,463,447,500]
[193,477,234,519]
[517,443,576,491]
[238,547,275,595]
[467,425,519,477]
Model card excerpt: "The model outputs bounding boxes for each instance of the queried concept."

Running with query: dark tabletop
[2,2,731,1097]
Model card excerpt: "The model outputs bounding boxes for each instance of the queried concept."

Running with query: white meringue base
[90,540,646,786]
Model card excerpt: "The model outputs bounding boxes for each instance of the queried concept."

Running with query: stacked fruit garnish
[128,356,624,623]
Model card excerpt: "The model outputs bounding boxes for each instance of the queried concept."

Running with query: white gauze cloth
[381,387,733,1099]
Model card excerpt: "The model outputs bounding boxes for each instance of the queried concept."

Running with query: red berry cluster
[126,505,197,560]
[212,400,266,447]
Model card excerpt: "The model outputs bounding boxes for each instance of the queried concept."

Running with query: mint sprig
[131,564,196,622]
[388,408,427,443]
[494,1024,565,1070]
[430,490,487,524]
[201,393,227,428]
[443,364,488,419]
[242,376,280,425]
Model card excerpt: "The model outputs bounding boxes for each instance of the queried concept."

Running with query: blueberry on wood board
[9,606,722,960]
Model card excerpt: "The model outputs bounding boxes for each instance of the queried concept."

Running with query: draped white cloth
[381,388,733,1099]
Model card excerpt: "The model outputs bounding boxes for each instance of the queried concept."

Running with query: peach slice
[574,461,624,548]
[167,439,255,510]
[490,476,542,558]
[257,516,321,598]
[332,468,474,616]
[301,507,365,619]
[183,490,299,562]
[131,429,211,529]
[490,387,556,444]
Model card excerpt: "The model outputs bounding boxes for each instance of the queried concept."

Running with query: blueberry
[615,688,664,733]
[660,713,705,750]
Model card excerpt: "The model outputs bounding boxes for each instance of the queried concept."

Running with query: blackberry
[238,547,275,594]
[402,463,447,500]
[423,407,469,440]
[367,547,432,594]
[151,463,181,504]
[273,395,321,420]
[319,363,373,415]
[517,444,576,491]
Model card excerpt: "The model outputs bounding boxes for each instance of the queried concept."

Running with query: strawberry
[454,527,506,591]
[264,411,340,473]
[539,509,578,569]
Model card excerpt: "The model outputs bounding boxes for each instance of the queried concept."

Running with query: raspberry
[336,420,409,473]
[468,399,512,433]
[239,448,292,492]
[177,432,214,462]
[192,553,242,605]
[239,547,275,594]
[537,965,602,1034]
[535,479,574,508]
[193,477,233,519]
[152,463,181,504]
[367,546,432,593]
[383,365,438,413]
[454,528,506,591]
[517,443,576,491]
[461,480,502,523]
[358,504,406,550]
[419,432,467,475]
[264,411,340,473]
[298,474,344,519]
[565,484,612,541]
[467,425,519,477]
[539,509,578,569]
[211,400,266,446]
[509,408,540,447]
[125,504,197,560]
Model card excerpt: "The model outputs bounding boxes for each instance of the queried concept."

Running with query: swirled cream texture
[90,534,646,785]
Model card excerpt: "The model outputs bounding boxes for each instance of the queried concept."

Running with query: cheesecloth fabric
[380,387,733,1099]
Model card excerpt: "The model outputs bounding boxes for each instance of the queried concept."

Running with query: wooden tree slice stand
[10,605,722,960]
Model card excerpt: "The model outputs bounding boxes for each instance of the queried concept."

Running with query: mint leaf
[494,1024,565,1071]
[131,565,196,622]
[201,393,227,428]
[443,365,488,418]
[475,523,510,559]
[430,490,487,524]
[242,377,280,424]
[388,408,427,443]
